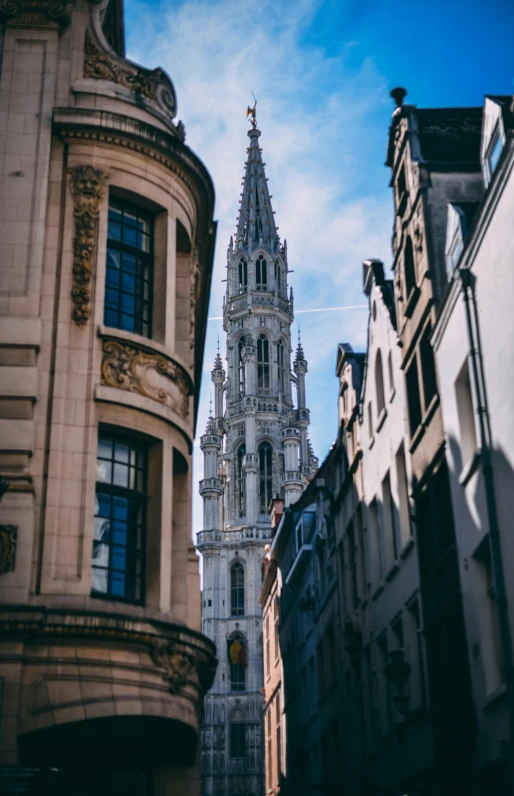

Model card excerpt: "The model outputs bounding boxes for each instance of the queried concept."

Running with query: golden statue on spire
[246,93,257,128]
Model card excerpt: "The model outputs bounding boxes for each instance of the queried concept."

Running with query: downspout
[460,268,514,785]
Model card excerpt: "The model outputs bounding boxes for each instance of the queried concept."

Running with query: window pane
[113,462,129,487]
[108,220,121,241]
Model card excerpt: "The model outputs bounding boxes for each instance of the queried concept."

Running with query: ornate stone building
[0,0,217,793]
[197,117,317,796]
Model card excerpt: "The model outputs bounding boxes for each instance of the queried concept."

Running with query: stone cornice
[52,108,214,216]
[0,605,217,696]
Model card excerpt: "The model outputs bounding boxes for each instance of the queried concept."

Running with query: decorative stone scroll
[0,0,71,27]
[83,30,177,121]
[0,525,17,574]
[101,339,191,420]
[151,639,196,695]
[69,165,108,326]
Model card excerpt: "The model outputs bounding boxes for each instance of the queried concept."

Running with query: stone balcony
[281,470,304,485]
[196,527,272,549]
[199,478,223,495]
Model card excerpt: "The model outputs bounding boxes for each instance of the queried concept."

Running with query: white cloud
[125,0,393,536]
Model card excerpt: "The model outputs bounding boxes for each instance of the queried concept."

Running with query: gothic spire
[295,325,306,362]
[214,336,223,370]
[235,122,279,256]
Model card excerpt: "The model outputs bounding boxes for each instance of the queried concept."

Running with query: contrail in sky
[207,304,368,321]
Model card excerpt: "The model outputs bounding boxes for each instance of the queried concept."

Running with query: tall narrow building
[197,116,317,796]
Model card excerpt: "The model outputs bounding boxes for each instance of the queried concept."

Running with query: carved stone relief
[101,339,191,420]
[189,258,201,352]
[0,525,17,574]
[0,0,71,27]
[69,165,109,326]
[83,31,179,126]
[151,639,196,694]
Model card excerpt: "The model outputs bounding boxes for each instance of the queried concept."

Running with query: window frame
[259,441,273,514]
[104,197,154,339]
[255,255,268,291]
[92,433,147,605]
[257,333,270,391]
[229,632,247,692]
[238,257,248,293]
[230,561,245,617]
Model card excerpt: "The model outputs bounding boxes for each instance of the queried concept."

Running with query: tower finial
[209,394,213,418]
[246,93,257,129]
[295,324,305,361]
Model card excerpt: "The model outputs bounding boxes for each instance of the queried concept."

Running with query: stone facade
[265,91,514,796]
[197,122,317,796]
[431,94,514,793]
[0,1,217,793]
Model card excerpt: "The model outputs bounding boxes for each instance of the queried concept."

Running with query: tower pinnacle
[235,122,280,255]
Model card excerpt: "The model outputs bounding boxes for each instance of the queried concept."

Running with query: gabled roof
[336,343,365,399]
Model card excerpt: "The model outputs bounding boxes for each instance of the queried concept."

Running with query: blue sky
[124,0,514,535]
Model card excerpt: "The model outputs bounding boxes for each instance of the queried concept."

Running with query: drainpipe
[460,268,514,785]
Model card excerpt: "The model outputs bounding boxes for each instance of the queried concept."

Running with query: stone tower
[197,119,317,796]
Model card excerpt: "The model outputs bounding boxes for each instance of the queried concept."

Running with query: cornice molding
[0,606,217,696]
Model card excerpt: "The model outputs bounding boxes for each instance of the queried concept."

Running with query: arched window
[375,350,385,416]
[236,443,246,516]
[404,237,416,298]
[256,255,268,290]
[277,340,286,395]
[274,261,281,293]
[368,401,373,440]
[229,709,247,758]
[259,442,273,514]
[231,561,245,616]
[238,257,247,293]
[228,633,246,692]
[238,338,245,396]
[257,334,270,390]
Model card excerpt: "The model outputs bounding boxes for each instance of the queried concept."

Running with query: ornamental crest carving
[0,0,71,27]
[69,165,108,326]
[101,339,191,420]
[83,31,178,123]
[0,525,17,574]
[151,640,195,694]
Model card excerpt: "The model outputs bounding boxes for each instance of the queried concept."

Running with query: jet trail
[207,304,368,321]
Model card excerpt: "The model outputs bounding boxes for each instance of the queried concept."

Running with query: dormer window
[487,129,503,180]
[445,203,478,280]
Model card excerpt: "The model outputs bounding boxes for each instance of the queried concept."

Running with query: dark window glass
[236,443,245,516]
[277,340,285,395]
[274,261,281,293]
[238,257,247,292]
[256,255,268,290]
[104,199,153,338]
[404,237,416,298]
[420,327,438,410]
[257,334,270,390]
[238,339,245,396]
[375,350,385,416]
[93,435,146,603]
[406,357,422,436]
[230,719,246,758]
[259,441,273,513]
[231,562,244,616]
